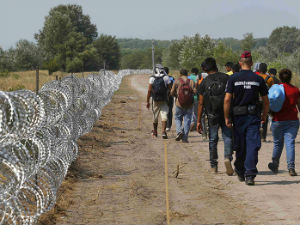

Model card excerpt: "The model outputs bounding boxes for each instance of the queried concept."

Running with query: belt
[233,105,260,116]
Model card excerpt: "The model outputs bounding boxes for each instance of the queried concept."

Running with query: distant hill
[117,38,173,49]
[216,37,268,51]
[118,37,268,52]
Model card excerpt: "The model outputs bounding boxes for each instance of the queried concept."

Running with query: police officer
[224,51,269,185]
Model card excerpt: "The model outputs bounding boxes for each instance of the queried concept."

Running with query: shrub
[12,74,20,79]
[8,84,25,91]
[0,70,10,78]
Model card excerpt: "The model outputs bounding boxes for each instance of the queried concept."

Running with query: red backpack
[178,78,194,108]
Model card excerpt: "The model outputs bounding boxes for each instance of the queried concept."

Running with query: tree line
[123,28,300,75]
[0,4,120,74]
[0,3,299,75]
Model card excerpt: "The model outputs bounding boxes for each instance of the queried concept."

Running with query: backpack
[169,76,175,87]
[264,75,272,88]
[178,78,194,108]
[151,75,168,102]
[268,84,285,112]
[204,77,226,115]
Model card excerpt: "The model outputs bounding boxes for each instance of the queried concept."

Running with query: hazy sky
[0,0,299,49]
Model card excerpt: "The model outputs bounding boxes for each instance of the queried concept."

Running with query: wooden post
[56,75,58,81]
[35,67,39,94]
[103,60,106,75]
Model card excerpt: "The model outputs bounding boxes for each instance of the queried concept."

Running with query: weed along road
[40,74,300,225]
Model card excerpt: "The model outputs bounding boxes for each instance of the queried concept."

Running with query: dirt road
[39,74,300,225]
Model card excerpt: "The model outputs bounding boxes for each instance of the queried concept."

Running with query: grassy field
[0,70,98,92]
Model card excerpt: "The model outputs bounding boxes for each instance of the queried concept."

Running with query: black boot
[268,161,279,173]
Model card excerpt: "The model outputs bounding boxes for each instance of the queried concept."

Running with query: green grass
[0,70,99,92]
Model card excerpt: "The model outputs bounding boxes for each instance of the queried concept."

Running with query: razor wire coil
[0,69,151,225]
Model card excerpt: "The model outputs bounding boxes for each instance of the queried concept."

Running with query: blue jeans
[191,100,198,124]
[233,115,261,177]
[208,119,233,168]
[175,106,193,141]
[271,120,299,169]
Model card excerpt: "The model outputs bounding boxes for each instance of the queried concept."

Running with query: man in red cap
[224,51,269,185]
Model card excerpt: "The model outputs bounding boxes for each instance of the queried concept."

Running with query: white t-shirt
[149,74,171,87]
[201,73,208,79]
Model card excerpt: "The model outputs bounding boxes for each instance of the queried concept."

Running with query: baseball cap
[241,51,251,58]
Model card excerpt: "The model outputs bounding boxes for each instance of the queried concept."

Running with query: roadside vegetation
[0,70,96,91]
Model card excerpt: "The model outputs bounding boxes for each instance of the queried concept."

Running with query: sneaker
[224,158,234,176]
[175,132,183,141]
[289,168,297,176]
[182,139,189,143]
[162,132,168,139]
[152,130,157,138]
[245,176,255,185]
[268,162,278,173]
[166,128,170,132]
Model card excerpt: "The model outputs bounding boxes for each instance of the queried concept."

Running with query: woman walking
[268,69,300,176]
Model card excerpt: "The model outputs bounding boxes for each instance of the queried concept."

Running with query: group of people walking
[146,51,300,185]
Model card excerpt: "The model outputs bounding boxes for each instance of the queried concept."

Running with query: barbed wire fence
[0,69,151,225]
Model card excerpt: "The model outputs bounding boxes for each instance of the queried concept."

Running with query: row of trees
[252,26,300,74]
[162,27,300,74]
[162,34,238,70]
[119,26,300,74]
[0,3,299,74]
[0,4,120,73]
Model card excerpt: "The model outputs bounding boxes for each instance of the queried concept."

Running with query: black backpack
[151,75,168,102]
[204,77,226,115]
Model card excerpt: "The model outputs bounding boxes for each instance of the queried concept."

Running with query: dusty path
[40,74,300,225]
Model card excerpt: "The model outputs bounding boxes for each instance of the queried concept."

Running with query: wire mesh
[0,69,151,225]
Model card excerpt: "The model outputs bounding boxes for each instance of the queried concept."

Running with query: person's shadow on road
[259,170,285,175]
[255,179,300,186]
[254,170,300,185]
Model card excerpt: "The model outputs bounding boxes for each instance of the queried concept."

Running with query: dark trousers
[233,115,261,177]
[167,96,174,129]
[261,115,269,140]
[201,112,208,138]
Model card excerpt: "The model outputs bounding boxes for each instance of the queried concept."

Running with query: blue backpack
[268,84,285,112]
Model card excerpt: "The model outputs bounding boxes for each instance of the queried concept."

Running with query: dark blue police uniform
[225,70,268,178]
